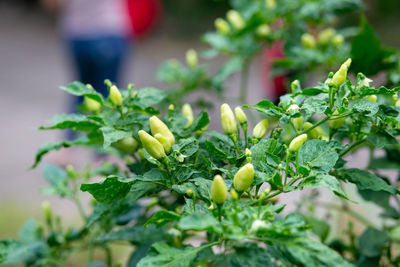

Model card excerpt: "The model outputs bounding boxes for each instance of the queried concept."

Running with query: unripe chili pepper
[344,58,352,69]
[113,137,139,153]
[392,95,398,105]
[215,18,230,34]
[259,188,271,199]
[330,59,351,87]
[365,95,377,102]
[186,189,193,197]
[221,103,237,134]
[84,96,101,112]
[230,189,239,201]
[245,148,252,157]
[131,90,138,98]
[149,116,175,147]
[234,107,247,125]
[233,163,255,192]
[42,201,52,225]
[291,79,300,93]
[252,119,269,139]
[138,130,166,160]
[288,134,307,152]
[291,116,304,130]
[396,98,400,108]
[186,49,198,69]
[226,10,245,30]
[256,24,270,37]
[182,103,194,126]
[318,28,336,45]
[303,122,326,140]
[266,0,276,9]
[329,111,345,129]
[301,33,316,49]
[154,133,172,154]
[211,175,227,204]
[137,148,145,159]
[109,85,123,106]
[332,34,344,47]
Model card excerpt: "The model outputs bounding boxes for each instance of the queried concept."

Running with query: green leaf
[32,135,91,168]
[172,178,212,201]
[81,176,134,203]
[178,111,210,136]
[178,213,222,233]
[228,243,278,267]
[358,189,399,219]
[274,237,354,267]
[351,100,379,115]
[40,164,72,197]
[301,88,326,96]
[212,56,243,89]
[338,168,399,194]
[358,227,389,257]
[298,174,348,199]
[367,132,397,149]
[368,157,400,170]
[0,240,47,265]
[40,114,101,131]
[251,138,283,177]
[360,86,400,97]
[304,216,330,242]
[145,211,181,228]
[18,220,41,244]
[100,127,132,148]
[95,226,163,243]
[351,16,397,76]
[172,137,199,157]
[60,81,104,103]
[135,87,166,107]
[137,242,211,267]
[302,96,328,115]
[298,140,339,172]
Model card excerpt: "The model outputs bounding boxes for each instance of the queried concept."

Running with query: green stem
[73,196,88,223]
[284,152,291,185]
[299,116,330,135]
[104,246,113,266]
[217,204,222,222]
[239,59,251,104]
[229,134,241,155]
[242,124,248,148]
[88,244,94,264]
[317,202,375,227]
[339,138,367,157]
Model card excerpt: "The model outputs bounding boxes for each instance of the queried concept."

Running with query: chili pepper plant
[1,0,400,266]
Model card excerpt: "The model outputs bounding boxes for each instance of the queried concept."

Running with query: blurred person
[41,0,132,139]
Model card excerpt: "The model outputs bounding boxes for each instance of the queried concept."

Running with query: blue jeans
[66,36,129,139]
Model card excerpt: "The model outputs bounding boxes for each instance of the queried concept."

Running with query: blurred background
[0,0,399,259]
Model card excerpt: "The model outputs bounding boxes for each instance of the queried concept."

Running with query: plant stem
[284,152,291,185]
[316,202,375,227]
[104,246,113,266]
[239,59,251,104]
[299,115,330,135]
[339,138,367,157]
[73,196,88,223]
